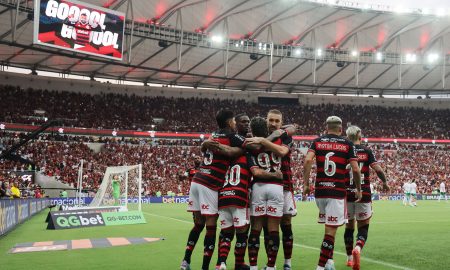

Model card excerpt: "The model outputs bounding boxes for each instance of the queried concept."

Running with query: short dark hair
[216,109,234,129]
[250,116,268,137]
[235,113,248,122]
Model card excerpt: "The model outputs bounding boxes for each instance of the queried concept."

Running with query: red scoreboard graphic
[34,0,125,61]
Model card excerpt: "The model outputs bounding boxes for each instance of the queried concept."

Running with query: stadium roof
[1,0,450,96]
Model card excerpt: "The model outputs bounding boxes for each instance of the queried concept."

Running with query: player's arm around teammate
[246,117,286,270]
[245,136,289,157]
[202,138,244,159]
[258,110,298,270]
[181,110,246,270]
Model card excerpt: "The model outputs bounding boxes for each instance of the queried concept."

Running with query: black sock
[202,225,217,270]
[356,224,369,250]
[183,223,205,263]
[217,228,234,265]
[344,228,355,256]
[266,231,280,267]
[281,224,293,260]
[318,234,335,267]
[248,229,261,266]
[234,232,248,267]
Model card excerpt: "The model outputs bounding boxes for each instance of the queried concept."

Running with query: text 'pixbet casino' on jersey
[219,155,251,209]
[192,130,245,191]
[309,134,357,199]
[346,145,378,203]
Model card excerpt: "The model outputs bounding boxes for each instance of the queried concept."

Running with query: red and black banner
[34,0,125,60]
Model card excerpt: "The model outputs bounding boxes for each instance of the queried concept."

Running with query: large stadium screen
[33,0,125,61]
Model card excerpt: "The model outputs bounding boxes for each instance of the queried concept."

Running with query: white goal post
[87,164,142,211]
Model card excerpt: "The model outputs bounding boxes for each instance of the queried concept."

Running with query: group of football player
[180,109,389,270]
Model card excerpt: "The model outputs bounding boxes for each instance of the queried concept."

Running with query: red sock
[234,232,248,267]
[318,234,335,267]
[217,228,234,265]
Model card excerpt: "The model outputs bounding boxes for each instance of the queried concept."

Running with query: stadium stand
[1,132,448,196]
[1,85,449,138]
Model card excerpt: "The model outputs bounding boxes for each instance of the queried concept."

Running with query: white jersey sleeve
[440,183,446,193]
[410,183,417,194]
[403,183,410,193]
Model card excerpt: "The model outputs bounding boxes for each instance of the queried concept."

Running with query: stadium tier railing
[1,122,449,144]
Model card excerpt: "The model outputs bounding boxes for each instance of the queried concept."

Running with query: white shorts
[316,198,347,227]
[283,191,297,216]
[187,182,218,215]
[347,202,372,221]
[218,207,249,229]
[250,183,284,218]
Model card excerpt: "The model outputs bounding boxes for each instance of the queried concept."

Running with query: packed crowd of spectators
[1,84,448,197]
[1,85,449,138]
[0,131,202,146]
[0,135,202,197]
[377,149,449,194]
[294,143,449,195]
[1,134,448,197]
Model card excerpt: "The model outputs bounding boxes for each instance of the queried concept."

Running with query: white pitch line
[292,243,413,270]
[291,220,449,226]
[144,212,192,224]
[142,211,414,270]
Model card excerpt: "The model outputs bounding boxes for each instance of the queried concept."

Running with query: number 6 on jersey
[324,152,336,177]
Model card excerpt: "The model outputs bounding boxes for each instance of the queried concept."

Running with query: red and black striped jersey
[248,139,283,186]
[192,130,245,191]
[277,132,294,191]
[219,155,251,209]
[345,145,378,203]
[308,134,357,199]
[185,167,199,184]
[74,23,92,46]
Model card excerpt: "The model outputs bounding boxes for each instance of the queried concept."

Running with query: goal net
[89,164,142,211]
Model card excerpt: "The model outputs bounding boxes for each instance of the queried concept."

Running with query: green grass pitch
[1,200,449,269]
